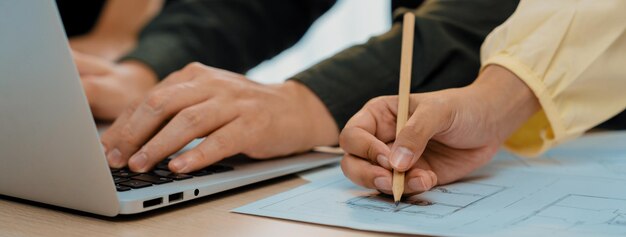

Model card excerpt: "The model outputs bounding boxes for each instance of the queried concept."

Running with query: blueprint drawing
[235,132,626,236]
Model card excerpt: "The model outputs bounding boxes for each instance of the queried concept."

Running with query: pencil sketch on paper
[600,160,626,176]
[345,182,506,218]
[512,194,626,233]
[235,132,626,236]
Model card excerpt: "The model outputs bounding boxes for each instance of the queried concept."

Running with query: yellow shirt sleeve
[480,0,626,157]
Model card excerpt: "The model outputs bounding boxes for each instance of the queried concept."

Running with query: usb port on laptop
[168,192,183,202]
[143,197,163,208]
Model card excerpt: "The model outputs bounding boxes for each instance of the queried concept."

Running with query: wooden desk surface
[0,175,407,237]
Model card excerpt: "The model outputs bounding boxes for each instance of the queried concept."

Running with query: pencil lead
[394,201,401,212]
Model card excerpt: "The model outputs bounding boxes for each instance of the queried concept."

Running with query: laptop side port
[168,192,183,202]
[143,197,163,208]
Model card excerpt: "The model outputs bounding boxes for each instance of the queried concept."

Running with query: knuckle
[178,108,204,127]
[141,142,162,156]
[125,100,141,115]
[400,124,423,139]
[163,70,182,83]
[375,95,396,105]
[365,96,386,107]
[182,62,209,75]
[186,62,205,69]
[211,134,233,151]
[397,126,422,145]
[143,91,169,115]
[364,96,395,115]
[119,124,139,146]
[182,62,199,71]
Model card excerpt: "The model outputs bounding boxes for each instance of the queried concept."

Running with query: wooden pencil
[393,12,415,206]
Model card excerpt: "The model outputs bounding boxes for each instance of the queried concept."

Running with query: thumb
[389,101,451,172]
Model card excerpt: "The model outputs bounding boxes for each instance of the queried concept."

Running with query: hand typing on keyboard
[100,63,338,173]
[111,157,233,191]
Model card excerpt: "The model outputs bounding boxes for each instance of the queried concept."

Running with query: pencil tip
[393,201,401,212]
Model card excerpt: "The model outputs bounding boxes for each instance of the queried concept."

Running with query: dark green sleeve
[120,0,336,79]
[291,0,519,130]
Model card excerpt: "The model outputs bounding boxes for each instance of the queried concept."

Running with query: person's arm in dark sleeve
[290,0,519,130]
[121,0,336,79]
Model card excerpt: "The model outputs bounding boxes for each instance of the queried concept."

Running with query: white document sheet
[234,132,626,236]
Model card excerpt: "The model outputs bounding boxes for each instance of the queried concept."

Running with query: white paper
[490,132,626,180]
[234,132,626,236]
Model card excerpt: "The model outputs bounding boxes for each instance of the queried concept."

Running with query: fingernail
[376,154,391,169]
[129,152,148,171]
[374,177,392,191]
[106,148,122,167]
[408,176,429,192]
[102,144,108,155]
[170,158,187,173]
[390,147,414,170]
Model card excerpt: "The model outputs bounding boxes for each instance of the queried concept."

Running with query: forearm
[292,0,518,130]
[480,0,626,156]
[289,25,401,130]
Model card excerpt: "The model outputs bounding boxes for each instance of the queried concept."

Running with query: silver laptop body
[0,1,339,216]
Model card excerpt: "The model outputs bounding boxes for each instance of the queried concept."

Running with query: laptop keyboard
[111,158,234,192]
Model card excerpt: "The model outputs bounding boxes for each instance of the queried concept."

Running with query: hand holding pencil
[339,13,539,200]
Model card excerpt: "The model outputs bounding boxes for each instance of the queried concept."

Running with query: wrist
[279,81,339,149]
[471,65,540,142]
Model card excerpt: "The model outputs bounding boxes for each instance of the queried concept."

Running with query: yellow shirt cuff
[481,53,579,157]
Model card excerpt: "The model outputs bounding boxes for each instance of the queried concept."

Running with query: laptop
[0,1,340,216]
